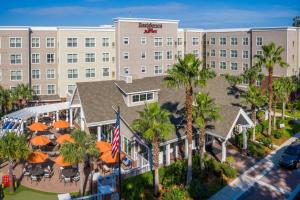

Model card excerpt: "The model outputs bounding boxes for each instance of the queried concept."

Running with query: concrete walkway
[209,132,300,200]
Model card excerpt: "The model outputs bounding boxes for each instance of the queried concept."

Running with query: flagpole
[118,106,121,200]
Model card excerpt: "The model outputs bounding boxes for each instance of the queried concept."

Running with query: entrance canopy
[3,102,70,121]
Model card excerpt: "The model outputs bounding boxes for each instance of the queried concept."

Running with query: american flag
[112,110,120,158]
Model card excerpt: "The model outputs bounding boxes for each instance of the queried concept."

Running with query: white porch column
[97,126,102,141]
[221,141,227,163]
[69,108,73,127]
[66,110,69,122]
[56,111,59,121]
[185,138,188,158]
[35,115,38,122]
[243,127,248,150]
[175,144,178,159]
[80,107,84,131]
[166,144,170,166]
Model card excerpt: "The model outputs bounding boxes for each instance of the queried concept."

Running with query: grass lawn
[2,185,58,200]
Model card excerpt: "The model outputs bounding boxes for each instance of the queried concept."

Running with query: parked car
[279,141,300,169]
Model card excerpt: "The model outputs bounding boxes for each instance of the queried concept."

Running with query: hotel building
[0,18,299,101]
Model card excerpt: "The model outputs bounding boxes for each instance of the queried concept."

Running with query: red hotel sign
[139,22,162,34]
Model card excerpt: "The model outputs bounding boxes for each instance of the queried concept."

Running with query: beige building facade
[0,18,299,100]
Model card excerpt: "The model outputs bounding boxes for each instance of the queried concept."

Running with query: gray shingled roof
[76,76,245,140]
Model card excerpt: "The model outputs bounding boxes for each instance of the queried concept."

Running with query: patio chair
[102,164,111,174]
[72,173,80,183]
[31,175,39,184]
[64,177,71,185]
[44,170,54,180]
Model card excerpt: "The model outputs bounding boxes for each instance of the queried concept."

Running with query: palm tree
[163,53,215,185]
[273,79,285,129]
[11,84,33,109]
[255,42,288,136]
[131,103,175,196]
[0,86,13,115]
[242,62,264,86]
[241,86,267,140]
[60,130,99,196]
[0,132,29,193]
[193,92,220,171]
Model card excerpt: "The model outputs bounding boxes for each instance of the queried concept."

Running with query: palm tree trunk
[79,162,85,196]
[186,86,193,185]
[8,159,14,194]
[282,101,286,119]
[199,127,206,171]
[251,105,256,141]
[273,101,276,130]
[152,137,159,196]
[267,68,273,136]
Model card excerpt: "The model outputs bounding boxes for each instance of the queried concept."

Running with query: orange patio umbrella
[31,135,51,146]
[28,122,48,132]
[53,120,70,129]
[96,141,112,154]
[27,151,48,163]
[54,155,72,167]
[100,150,125,164]
[57,134,75,145]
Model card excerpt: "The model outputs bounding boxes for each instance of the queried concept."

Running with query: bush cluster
[248,141,265,158]
[260,137,272,148]
[273,130,282,139]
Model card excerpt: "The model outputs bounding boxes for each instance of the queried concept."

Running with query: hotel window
[192,37,199,45]
[243,37,249,45]
[67,69,78,79]
[32,53,40,64]
[140,37,146,45]
[230,50,238,58]
[243,63,249,71]
[220,62,227,69]
[220,37,226,45]
[231,62,238,70]
[31,37,40,48]
[243,51,249,59]
[86,53,95,62]
[10,37,22,48]
[177,50,183,58]
[210,38,216,45]
[47,84,56,95]
[256,37,263,46]
[46,37,55,48]
[154,37,163,47]
[67,85,76,94]
[67,38,77,47]
[67,54,78,63]
[231,37,238,45]
[177,38,183,46]
[32,69,40,79]
[102,68,110,77]
[154,52,162,60]
[123,52,129,60]
[167,64,171,70]
[123,68,129,75]
[256,80,262,86]
[193,50,199,57]
[47,69,55,79]
[123,37,129,45]
[154,65,163,74]
[10,54,22,64]
[256,50,263,56]
[85,38,96,47]
[220,50,226,57]
[141,66,146,73]
[32,85,40,95]
[85,68,96,78]
[210,49,216,57]
[10,70,22,80]
[102,53,109,62]
[210,61,216,68]
[166,37,173,46]
[47,53,55,63]
[0,69,2,81]
[166,51,173,60]
[101,38,109,47]
[243,78,249,85]
[141,52,146,59]
[132,92,154,103]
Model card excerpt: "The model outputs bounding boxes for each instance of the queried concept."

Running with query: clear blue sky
[0,0,299,28]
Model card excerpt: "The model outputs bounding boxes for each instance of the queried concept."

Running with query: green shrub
[248,141,264,158]
[257,111,265,122]
[255,124,263,133]
[260,137,272,148]
[234,134,244,148]
[163,186,189,200]
[273,130,282,139]
[188,180,207,199]
[205,158,222,176]
[261,120,269,133]
[161,159,186,187]
[226,156,234,167]
[220,164,237,178]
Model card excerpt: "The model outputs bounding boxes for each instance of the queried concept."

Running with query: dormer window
[132,92,154,103]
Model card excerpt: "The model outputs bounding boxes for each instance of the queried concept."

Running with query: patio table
[31,167,44,176]
[62,168,77,178]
